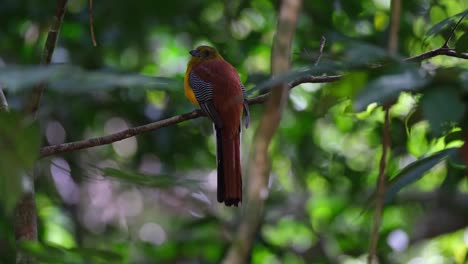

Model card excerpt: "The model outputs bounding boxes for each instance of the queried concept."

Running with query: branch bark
[24,0,68,115]
[368,0,399,262]
[41,109,202,157]
[222,0,302,263]
[405,47,468,62]
[0,84,8,112]
[16,2,68,264]
[39,75,340,158]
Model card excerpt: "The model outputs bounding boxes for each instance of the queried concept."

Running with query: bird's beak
[189,50,201,57]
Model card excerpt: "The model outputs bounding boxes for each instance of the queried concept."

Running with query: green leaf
[353,65,428,111]
[420,87,465,136]
[455,33,468,53]
[0,112,40,215]
[444,130,462,145]
[102,168,199,188]
[426,10,468,37]
[384,148,458,203]
[0,65,178,93]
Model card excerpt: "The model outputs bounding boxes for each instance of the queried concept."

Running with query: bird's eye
[204,50,210,57]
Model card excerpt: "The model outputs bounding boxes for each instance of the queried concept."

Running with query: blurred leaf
[455,32,468,53]
[19,241,121,264]
[0,210,16,263]
[0,112,40,215]
[103,168,199,188]
[327,71,367,98]
[343,42,391,67]
[426,10,468,37]
[440,164,465,192]
[420,87,465,136]
[385,148,458,203]
[0,65,178,93]
[354,65,428,111]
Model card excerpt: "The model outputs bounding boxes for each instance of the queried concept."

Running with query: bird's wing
[189,71,223,128]
[240,83,250,128]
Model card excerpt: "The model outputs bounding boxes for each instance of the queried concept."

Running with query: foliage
[0,0,468,263]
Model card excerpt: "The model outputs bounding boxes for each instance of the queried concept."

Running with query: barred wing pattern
[189,71,223,128]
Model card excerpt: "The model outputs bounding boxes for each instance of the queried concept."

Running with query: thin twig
[368,107,391,263]
[0,84,8,112]
[24,0,68,115]
[368,0,399,262]
[89,0,97,47]
[442,11,467,48]
[314,36,326,66]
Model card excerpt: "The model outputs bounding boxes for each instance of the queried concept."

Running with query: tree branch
[39,74,340,158]
[16,2,68,264]
[89,0,97,47]
[406,47,468,62]
[40,109,202,157]
[368,1,399,262]
[223,0,302,263]
[24,0,68,115]
[368,106,391,263]
[0,84,8,112]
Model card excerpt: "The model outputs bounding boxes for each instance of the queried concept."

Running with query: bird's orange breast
[184,64,199,106]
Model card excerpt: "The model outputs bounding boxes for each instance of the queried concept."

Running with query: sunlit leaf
[103,168,199,188]
[0,65,178,93]
[354,65,428,111]
[385,148,458,203]
[444,130,462,145]
[0,112,40,215]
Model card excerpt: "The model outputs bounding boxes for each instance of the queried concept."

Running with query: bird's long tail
[215,127,242,206]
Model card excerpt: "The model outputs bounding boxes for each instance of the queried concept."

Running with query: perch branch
[39,74,340,158]
[40,109,202,157]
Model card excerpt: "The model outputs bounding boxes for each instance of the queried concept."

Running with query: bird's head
[188,46,223,64]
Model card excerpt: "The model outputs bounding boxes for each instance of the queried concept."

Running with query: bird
[184,45,250,206]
